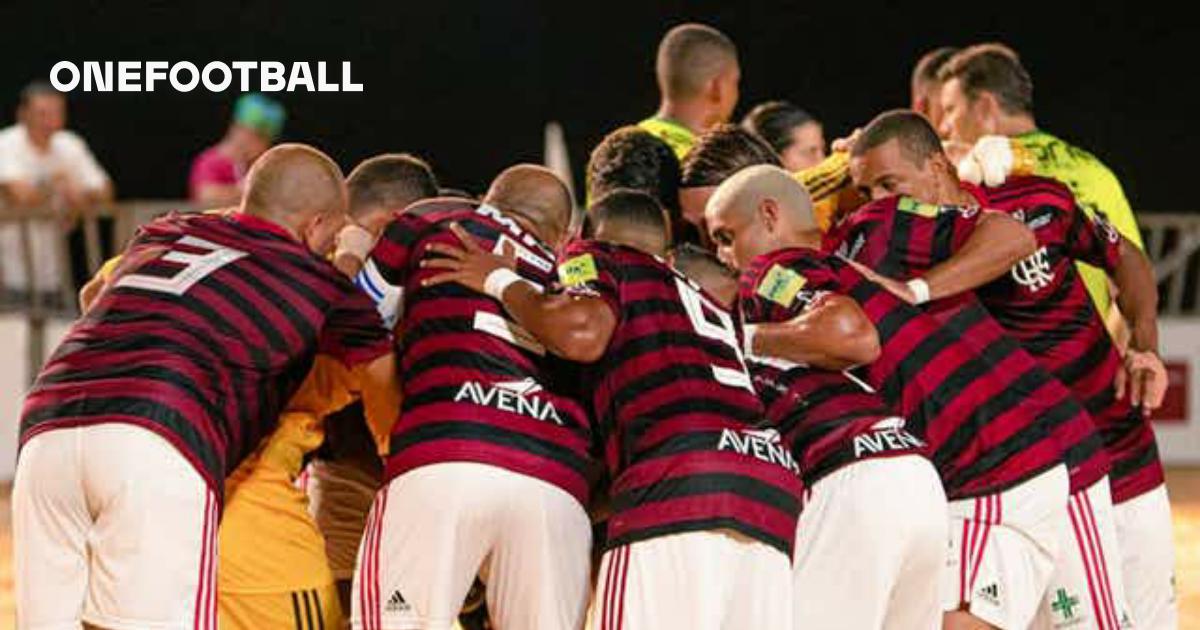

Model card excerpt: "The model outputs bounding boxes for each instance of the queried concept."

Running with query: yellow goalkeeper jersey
[1011,130,1143,311]
[638,116,696,160]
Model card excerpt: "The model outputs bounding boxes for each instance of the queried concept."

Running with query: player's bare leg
[944,608,1000,629]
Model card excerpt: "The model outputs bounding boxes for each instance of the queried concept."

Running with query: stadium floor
[1,470,1198,629]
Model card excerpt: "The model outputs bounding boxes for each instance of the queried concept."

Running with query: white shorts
[589,529,792,630]
[793,455,947,629]
[943,464,1069,629]
[1113,483,1178,630]
[1033,476,1134,629]
[307,458,381,580]
[351,462,592,630]
[14,423,219,630]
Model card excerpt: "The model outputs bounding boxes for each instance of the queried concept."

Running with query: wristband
[742,324,759,356]
[483,267,524,301]
[907,278,931,305]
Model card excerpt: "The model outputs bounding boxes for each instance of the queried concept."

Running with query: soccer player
[910,46,960,133]
[312,153,442,616]
[680,124,864,238]
[741,100,827,171]
[705,165,1081,630]
[936,44,1145,323]
[584,126,692,243]
[678,124,783,244]
[423,189,802,628]
[673,239,949,629]
[847,110,1171,629]
[350,165,594,630]
[14,143,395,630]
[637,23,740,160]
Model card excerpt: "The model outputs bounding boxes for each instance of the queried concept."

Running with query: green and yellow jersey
[1011,130,1143,312]
[637,116,696,161]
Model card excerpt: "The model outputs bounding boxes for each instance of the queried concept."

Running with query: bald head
[704,165,817,269]
[484,164,574,246]
[657,23,738,101]
[709,165,815,228]
[241,143,347,254]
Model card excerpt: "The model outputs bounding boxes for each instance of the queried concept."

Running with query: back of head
[584,189,670,257]
[851,109,945,165]
[242,143,346,234]
[586,126,681,212]
[938,43,1033,116]
[656,23,738,101]
[682,124,783,188]
[910,46,960,98]
[708,164,815,230]
[347,153,440,219]
[484,164,573,246]
[740,101,816,155]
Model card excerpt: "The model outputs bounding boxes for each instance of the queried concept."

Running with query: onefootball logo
[48,61,363,93]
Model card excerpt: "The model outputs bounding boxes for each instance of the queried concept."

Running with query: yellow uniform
[637,116,696,160]
[795,151,864,232]
[1010,130,1143,311]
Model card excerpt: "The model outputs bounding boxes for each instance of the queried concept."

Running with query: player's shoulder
[987,174,1076,210]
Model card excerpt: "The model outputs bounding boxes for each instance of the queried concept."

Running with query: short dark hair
[587,126,681,213]
[938,43,1033,115]
[19,81,63,108]
[741,101,818,156]
[583,188,669,243]
[851,110,945,166]
[346,153,439,218]
[671,242,735,280]
[910,46,960,92]
[681,124,782,188]
[656,23,738,100]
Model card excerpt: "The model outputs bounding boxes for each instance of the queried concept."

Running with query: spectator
[0,81,113,302]
[741,100,826,170]
[188,93,285,207]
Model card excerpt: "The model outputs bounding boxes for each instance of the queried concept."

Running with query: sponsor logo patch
[757,264,807,307]
[558,254,598,286]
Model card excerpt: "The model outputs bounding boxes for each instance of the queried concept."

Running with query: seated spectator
[188,93,285,207]
[0,81,113,303]
[741,100,826,170]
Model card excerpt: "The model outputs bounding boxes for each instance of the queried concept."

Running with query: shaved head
[241,143,348,254]
[484,164,574,246]
[704,164,816,269]
[657,23,738,100]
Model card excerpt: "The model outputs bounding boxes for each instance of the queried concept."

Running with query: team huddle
[11,22,1177,630]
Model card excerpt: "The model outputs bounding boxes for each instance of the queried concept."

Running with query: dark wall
[1,1,1191,211]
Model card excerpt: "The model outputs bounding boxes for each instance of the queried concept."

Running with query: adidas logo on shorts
[975,582,1001,606]
[385,590,411,613]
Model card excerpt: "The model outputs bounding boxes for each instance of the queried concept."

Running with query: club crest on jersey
[558,254,598,287]
[717,427,800,475]
[1011,246,1054,292]
[852,416,925,458]
[453,378,563,425]
[757,264,806,307]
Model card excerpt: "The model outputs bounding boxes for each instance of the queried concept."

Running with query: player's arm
[747,293,880,370]
[422,223,617,363]
[844,209,1035,304]
[1111,238,1158,353]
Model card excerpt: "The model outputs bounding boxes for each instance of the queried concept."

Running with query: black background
[1,1,1191,211]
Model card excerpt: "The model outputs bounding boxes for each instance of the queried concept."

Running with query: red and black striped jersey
[739,288,926,486]
[964,177,1162,501]
[20,212,391,495]
[359,199,594,504]
[559,240,802,555]
[746,247,1064,499]
[830,195,1097,492]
